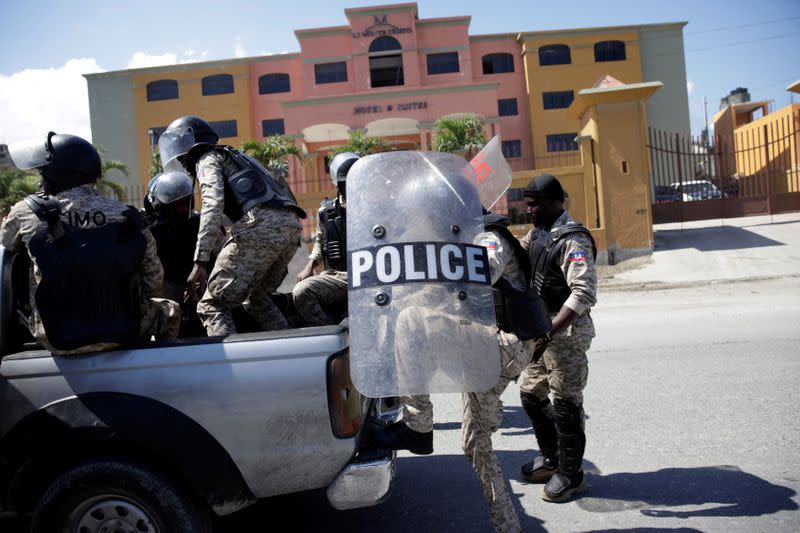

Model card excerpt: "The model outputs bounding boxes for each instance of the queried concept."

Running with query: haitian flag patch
[568,251,588,263]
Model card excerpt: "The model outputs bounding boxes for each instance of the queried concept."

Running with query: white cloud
[0,58,104,145]
[234,37,247,58]
[127,51,178,69]
[687,80,695,95]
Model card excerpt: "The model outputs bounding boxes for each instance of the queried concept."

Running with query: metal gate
[648,109,800,223]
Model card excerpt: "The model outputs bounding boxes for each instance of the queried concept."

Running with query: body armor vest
[483,214,550,340]
[215,146,306,223]
[319,198,347,272]
[528,218,596,313]
[150,212,201,285]
[25,193,146,351]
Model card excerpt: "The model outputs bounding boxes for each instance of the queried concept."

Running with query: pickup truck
[0,246,398,533]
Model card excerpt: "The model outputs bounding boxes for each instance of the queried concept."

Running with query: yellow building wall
[733,104,800,193]
[520,31,643,169]
[132,64,253,189]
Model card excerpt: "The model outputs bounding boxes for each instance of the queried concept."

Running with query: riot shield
[468,136,513,210]
[346,151,500,397]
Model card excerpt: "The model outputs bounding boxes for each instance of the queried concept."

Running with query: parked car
[654,185,681,204]
[0,247,398,533]
[669,180,723,201]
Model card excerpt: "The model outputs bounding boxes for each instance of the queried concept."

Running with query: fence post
[675,133,684,224]
[764,124,772,215]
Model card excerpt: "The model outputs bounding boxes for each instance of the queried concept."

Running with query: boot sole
[540,479,587,503]
[521,468,558,483]
[407,444,434,455]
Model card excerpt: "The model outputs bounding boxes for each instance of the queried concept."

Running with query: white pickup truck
[0,246,398,533]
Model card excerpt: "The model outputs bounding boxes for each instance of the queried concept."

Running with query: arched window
[259,73,291,94]
[202,74,234,96]
[146,79,178,101]
[369,36,404,88]
[594,40,626,62]
[538,44,571,66]
[482,53,514,74]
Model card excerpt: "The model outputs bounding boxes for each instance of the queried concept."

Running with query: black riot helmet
[329,151,360,185]
[8,132,101,194]
[145,171,194,221]
[158,116,219,175]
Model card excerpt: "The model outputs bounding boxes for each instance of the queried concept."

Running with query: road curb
[598,273,800,293]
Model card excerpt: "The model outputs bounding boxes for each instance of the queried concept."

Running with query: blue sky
[1,0,798,144]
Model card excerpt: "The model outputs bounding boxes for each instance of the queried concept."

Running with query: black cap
[524,173,565,201]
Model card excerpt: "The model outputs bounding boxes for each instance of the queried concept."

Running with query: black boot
[542,399,587,502]
[367,420,433,455]
[520,392,559,483]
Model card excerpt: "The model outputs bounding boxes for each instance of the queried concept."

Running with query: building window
[210,120,238,139]
[426,52,459,75]
[259,73,291,94]
[497,98,518,116]
[369,36,404,88]
[546,133,578,152]
[594,40,626,62]
[501,140,522,159]
[201,74,234,96]
[542,90,575,110]
[146,79,178,101]
[482,53,514,74]
[538,44,571,66]
[262,119,285,137]
[315,62,348,84]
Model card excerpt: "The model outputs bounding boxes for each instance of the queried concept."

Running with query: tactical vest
[215,146,306,223]
[528,217,597,313]
[483,214,550,340]
[25,193,146,351]
[150,212,201,285]
[319,198,347,272]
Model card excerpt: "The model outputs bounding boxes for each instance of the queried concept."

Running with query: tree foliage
[94,145,129,202]
[431,114,487,159]
[330,129,391,157]
[0,167,40,217]
[241,135,303,178]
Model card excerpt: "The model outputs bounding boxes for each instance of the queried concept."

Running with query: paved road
[217,277,800,532]
[4,278,799,532]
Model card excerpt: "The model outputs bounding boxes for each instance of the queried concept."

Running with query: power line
[686,33,795,54]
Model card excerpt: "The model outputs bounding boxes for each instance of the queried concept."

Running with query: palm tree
[149,150,163,177]
[0,167,40,217]
[241,135,303,179]
[94,145,128,201]
[432,114,487,159]
[330,129,391,157]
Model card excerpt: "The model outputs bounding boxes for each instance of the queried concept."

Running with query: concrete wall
[86,73,139,192]
[639,25,691,135]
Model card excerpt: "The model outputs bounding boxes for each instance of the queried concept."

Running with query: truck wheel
[31,459,211,533]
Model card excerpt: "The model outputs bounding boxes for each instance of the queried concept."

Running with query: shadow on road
[582,529,703,532]
[654,226,783,252]
[576,465,798,518]
[217,451,548,532]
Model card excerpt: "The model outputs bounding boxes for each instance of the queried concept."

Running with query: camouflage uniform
[402,229,534,533]
[291,202,348,326]
[194,150,301,335]
[0,185,180,355]
[518,211,597,404]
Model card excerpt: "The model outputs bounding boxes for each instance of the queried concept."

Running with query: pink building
[249,2,530,212]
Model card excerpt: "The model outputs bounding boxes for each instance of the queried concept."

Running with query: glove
[531,332,551,363]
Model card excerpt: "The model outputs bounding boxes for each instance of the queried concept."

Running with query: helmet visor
[158,127,196,171]
[7,135,52,170]
[153,171,194,205]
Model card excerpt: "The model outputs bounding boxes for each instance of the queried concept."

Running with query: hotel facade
[85,3,690,237]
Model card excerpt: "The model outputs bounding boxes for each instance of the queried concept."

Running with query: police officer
[0,132,180,355]
[517,173,598,503]
[158,116,306,336]
[146,171,224,337]
[292,152,356,326]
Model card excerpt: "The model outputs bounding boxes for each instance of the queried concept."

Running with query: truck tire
[31,459,212,533]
